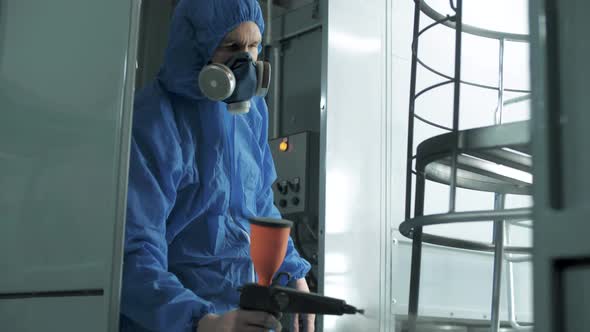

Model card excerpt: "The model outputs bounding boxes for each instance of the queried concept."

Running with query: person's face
[211,21,262,64]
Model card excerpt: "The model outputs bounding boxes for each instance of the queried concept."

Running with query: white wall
[320,0,391,331]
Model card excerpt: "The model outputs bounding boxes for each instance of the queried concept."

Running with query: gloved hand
[197,309,282,332]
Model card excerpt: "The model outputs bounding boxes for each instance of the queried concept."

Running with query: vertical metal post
[264,0,281,139]
[408,176,425,332]
[406,1,423,328]
[272,46,282,138]
[405,0,422,222]
[265,0,273,46]
[110,1,142,330]
[491,194,506,332]
[490,37,506,332]
[448,0,462,212]
[495,39,505,125]
[506,222,518,326]
[505,223,534,331]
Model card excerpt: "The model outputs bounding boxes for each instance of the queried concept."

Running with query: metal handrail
[419,0,529,42]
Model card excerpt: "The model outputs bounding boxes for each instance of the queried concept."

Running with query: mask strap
[255,61,271,97]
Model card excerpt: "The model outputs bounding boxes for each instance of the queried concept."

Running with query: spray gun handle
[238,283,363,316]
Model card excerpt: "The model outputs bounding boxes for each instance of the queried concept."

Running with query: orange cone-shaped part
[249,217,293,287]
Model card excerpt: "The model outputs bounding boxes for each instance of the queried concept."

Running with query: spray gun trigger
[272,272,292,286]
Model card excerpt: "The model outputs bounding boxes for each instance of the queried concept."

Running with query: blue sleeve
[120,100,213,332]
[255,98,311,282]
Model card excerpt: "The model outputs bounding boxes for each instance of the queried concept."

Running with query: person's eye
[249,43,259,48]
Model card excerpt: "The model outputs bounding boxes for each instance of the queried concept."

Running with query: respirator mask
[198,52,271,114]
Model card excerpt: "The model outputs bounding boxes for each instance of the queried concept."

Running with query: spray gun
[239,217,364,317]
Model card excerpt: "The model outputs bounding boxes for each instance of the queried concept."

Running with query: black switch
[290,177,301,193]
[276,180,289,195]
[291,197,300,206]
[279,199,288,208]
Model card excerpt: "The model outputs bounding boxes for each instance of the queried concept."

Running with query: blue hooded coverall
[119,1,311,331]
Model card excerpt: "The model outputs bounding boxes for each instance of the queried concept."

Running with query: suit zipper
[228,115,255,283]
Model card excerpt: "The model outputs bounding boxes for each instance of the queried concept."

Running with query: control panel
[269,131,319,217]
[270,132,320,292]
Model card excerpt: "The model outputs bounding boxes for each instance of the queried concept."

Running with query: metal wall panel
[530,0,590,331]
[135,0,174,90]
[279,28,322,135]
[0,0,140,330]
[266,2,323,137]
[0,296,104,332]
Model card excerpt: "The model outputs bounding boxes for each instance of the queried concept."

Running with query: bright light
[279,140,289,152]
[325,169,353,234]
[323,275,352,331]
[329,31,381,54]
[324,253,349,275]
[323,316,338,330]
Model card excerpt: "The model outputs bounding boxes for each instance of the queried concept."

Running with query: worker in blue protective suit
[119,0,312,331]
